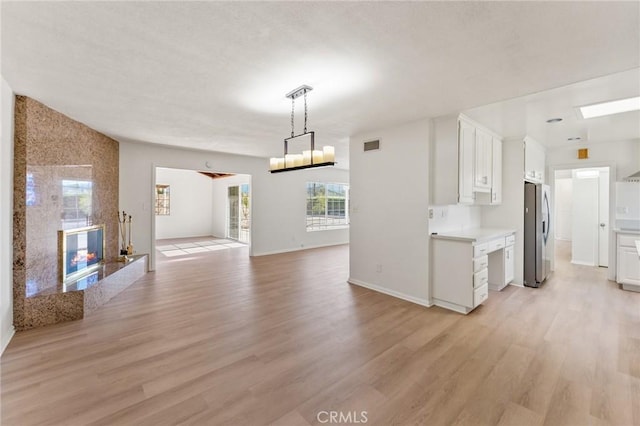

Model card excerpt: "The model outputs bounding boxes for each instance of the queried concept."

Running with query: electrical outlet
[428,208,434,219]
[376,264,382,273]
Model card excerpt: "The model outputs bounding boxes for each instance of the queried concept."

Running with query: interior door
[598,170,609,267]
[571,174,598,266]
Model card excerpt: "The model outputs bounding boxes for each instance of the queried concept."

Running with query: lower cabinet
[617,233,640,291]
[487,235,515,291]
[432,232,516,314]
[432,233,514,314]
[505,245,515,284]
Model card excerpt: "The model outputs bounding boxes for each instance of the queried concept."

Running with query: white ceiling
[2,1,639,168]
[463,68,640,148]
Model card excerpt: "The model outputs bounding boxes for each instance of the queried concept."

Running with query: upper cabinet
[474,127,493,192]
[458,119,476,204]
[431,114,503,206]
[524,136,545,183]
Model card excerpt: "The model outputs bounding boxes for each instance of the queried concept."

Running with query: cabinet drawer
[487,237,506,253]
[619,235,639,248]
[474,268,488,288]
[474,284,489,308]
[473,255,488,273]
[474,243,489,257]
[505,234,515,246]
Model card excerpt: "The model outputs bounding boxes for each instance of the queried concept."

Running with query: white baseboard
[348,278,432,308]
[252,241,348,257]
[508,281,524,288]
[571,260,596,267]
[1,326,15,356]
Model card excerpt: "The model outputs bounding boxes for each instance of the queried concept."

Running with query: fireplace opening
[59,224,105,282]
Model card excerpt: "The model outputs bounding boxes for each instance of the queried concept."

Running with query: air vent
[364,140,380,151]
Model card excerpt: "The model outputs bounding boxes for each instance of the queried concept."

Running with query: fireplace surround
[58,224,105,282]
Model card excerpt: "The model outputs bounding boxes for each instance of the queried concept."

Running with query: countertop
[431,228,516,243]
[614,228,640,235]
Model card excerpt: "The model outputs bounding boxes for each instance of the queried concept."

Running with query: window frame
[305,181,349,232]
[155,184,170,216]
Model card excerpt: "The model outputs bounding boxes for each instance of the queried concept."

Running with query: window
[306,182,349,231]
[155,185,170,215]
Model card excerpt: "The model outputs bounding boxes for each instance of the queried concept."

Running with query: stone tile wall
[13,96,120,330]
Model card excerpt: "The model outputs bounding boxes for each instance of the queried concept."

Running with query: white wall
[155,168,214,240]
[481,138,526,285]
[349,118,430,306]
[211,174,251,238]
[547,140,640,180]
[554,177,572,241]
[120,142,349,270]
[1,76,15,354]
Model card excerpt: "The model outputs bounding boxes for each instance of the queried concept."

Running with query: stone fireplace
[12,95,135,330]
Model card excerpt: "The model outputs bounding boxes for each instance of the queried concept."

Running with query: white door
[571,174,598,266]
[598,170,609,267]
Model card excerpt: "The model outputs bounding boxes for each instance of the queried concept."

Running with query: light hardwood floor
[1,243,639,425]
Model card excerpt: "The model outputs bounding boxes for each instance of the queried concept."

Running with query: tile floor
[156,236,247,258]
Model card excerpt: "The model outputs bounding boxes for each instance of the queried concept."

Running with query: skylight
[578,96,640,119]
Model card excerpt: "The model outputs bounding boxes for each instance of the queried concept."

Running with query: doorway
[152,167,252,264]
[553,167,609,268]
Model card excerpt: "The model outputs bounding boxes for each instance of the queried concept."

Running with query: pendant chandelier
[269,85,335,173]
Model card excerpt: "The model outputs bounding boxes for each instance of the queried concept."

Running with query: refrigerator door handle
[543,190,551,244]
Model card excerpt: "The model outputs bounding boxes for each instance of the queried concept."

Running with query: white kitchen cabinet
[487,233,515,291]
[458,119,476,204]
[505,244,515,284]
[431,229,515,314]
[491,137,502,204]
[476,136,502,205]
[617,233,640,291]
[474,127,493,192]
[524,136,545,183]
[431,114,503,206]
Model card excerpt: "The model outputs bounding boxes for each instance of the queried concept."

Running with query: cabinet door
[617,248,640,285]
[524,137,545,183]
[474,128,492,191]
[491,137,502,204]
[505,245,515,284]
[458,120,475,204]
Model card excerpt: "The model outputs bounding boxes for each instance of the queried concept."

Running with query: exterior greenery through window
[306,182,349,231]
[155,185,170,215]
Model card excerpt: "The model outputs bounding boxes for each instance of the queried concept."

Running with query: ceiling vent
[364,140,380,151]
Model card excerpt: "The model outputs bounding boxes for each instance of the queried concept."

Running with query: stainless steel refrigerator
[524,182,551,287]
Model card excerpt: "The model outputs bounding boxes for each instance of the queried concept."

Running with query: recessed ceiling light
[546,118,563,123]
[567,137,581,141]
[578,96,640,119]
